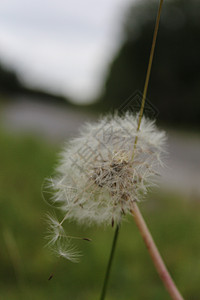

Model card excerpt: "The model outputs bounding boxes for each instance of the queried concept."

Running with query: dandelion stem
[131,202,184,300]
[100,225,120,300]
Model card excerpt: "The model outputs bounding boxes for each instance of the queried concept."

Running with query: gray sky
[0,0,134,103]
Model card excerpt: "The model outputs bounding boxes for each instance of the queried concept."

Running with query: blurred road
[1,98,200,196]
[162,131,200,197]
[1,97,96,143]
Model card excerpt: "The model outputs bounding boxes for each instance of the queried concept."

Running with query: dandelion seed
[48,273,53,281]
[45,213,65,246]
[82,238,92,242]
[54,241,81,263]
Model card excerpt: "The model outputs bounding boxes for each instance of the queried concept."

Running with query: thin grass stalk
[132,0,164,160]
[100,225,120,300]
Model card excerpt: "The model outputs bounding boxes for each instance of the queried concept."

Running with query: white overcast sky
[0,0,135,103]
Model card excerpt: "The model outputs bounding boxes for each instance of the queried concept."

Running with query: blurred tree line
[97,0,200,126]
[0,62,71,106]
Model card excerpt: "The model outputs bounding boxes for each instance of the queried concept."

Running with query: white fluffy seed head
[46,112,166,261]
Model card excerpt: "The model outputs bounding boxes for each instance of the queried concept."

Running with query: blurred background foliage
[0,61,72,107]
[97,0,200,126]
[1,0,200,299]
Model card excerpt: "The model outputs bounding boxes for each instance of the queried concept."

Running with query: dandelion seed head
[46,112,166,261]
[52,113,166,225]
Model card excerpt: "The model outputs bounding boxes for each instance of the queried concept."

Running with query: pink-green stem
[131,202,184,300]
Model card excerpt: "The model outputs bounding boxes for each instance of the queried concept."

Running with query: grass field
[0,130,200,300]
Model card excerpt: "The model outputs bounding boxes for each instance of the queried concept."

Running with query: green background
[0,130,199,300]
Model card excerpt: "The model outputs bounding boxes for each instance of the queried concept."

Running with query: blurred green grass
[0,130,200,300]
